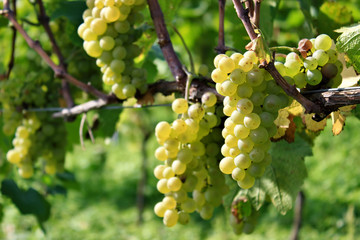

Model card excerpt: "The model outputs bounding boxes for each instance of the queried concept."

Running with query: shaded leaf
[241,180,266,211]
[50,1,86,24]
[262,136,311,214]
[259,0,281,41]
[1,179,51,223]
[336,24,360,73]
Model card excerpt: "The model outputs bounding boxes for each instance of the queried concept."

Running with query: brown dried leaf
[284,114,296,143]
[331,111,346,136]
[137,91,155,105]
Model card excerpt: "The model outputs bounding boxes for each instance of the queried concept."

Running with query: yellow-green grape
[243,51,258,64]
[220,80,237,96]
[90,18,107,35]
[123,84,136,97]
[85,41,103,58]
[6,149,22,164]
[112,83,126,99]
[237,172,255,189]
[155,146,167,161]
[230,52,244,65]
[199,203,214,220]
[237,137,254,153]
[201,92,217,107]
[18,164,34,179]
[236,99,254,115]
[238,57,254,72]
[103,6,120,22]
[274,61,286,76]
[172,160,186,175]
[219,157,236,174]
[162,196,177,209]
[178,211,190,225]
[15,126,29,139]
[314,34,332,51]
[234,124,250,139]
[234,153,251,169]
[100,36,115,50]
[177,148,193,164]
[163,209,179,227]
[243,113,261,130]
[154,165,166,179]
[162,167,175,179]
[181,199,197,213]
[232,167,245,181]
[218,57,235,73]
[188,103,205,120]
[157,179,170,194]
[82,28,97,41]
[155,121,171,139]
[213,54,228,68]
[230,110,244,124]
[172,119,187,134]
[225,135,238,148]
[230,68,246,85]
[172,98,188,114]
[167,177,182,191]
[154,202,167,217]
[211,68,227,83]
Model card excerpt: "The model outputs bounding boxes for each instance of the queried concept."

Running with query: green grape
[286,52,302,63]
[274,61,286,76]
[230,110,245,124]
[230,68,246,84]
[232,167,245,181]
[247,163,266,178]
[220,80,237,96]
[178,211,190,225]
[243,51,258,63]
[284,59,301,77]
[328,74,342,88]
[85,40,103,57]
[237,99,254,115]
[172,119,187,134]
[259,112,275,127]
[293,72,307,88]
[234,153,251,170]
[236,83,253,98]
[263,95,281,113]
[199,203,214,220]
[177,148,193,164]
[237,173,255,189]
[304,57,318,70]
[313,49,329,66]
[243,113,261,130]
[237,137,254,153]
[249,147,265,163]
[204,187,222,207]
[266,80,282,94]
[100,36,115,50]
[249,127,269,144]
[234,124,250,139]
[246,69,264,86]
[18,165,34,179]
[314,34,332,51]
[250,92,265,106]
[326,49,338,63]
[181,199,197,213]
[174,189,188,203]
[188,103,205,120]
[306,69,322,85]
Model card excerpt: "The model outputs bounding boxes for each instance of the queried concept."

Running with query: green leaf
[0,18,9,28]
[242,179,266,211]
[336,23,360,72]
[262,136,311,214]
[1,179,51,223]
[50,1,86,24]
[297,0,313,31]
[259,0,281,41]
[95,108,122,137]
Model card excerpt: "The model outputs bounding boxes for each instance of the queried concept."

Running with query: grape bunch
[276,34,344,89]
[153,93,232,227]
[78,0,148,99]
[212,51,286,189]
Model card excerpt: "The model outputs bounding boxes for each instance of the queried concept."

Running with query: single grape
[306,69,322,85]
[314,34,332,51]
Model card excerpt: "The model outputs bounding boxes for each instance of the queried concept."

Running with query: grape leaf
[336,24,360,73]
[1,179,51,223]
[262,136,311,214]
[259,0,281,41]
[241,180,266,211]
[50,1,86,24]
[302,114,327,132]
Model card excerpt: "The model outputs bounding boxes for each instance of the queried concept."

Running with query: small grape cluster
[153,93,231,227]
[6,115,40,178]
[78,0,148,99]
[212,51,288,189]
[275,34,344,89]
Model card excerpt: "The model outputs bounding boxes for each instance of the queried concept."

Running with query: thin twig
[289,191,305,240]
[86,118,95,144]
[36,0,74,108]
[252,0,261,27]
[80,113,87,150]
[232,0,258,40]
[171,25,195,73]
[215,0,227,54]
[2,3,109,100]
[147,0,187,85]
[5,0,17,79]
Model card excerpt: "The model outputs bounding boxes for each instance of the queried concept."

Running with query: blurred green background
[1,0,360,239]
